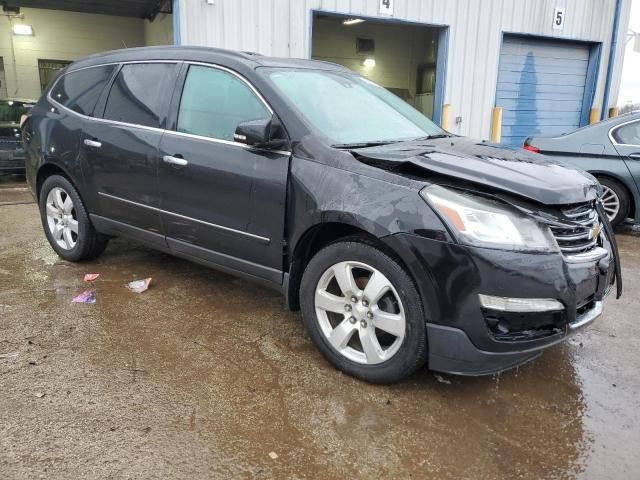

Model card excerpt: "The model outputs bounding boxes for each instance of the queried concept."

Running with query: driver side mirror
[233,115,287,150]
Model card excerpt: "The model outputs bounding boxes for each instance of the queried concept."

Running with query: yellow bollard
[441,104,452,131]
[589,108,600,124]
[608,107,619,118]
[491,107,502,143]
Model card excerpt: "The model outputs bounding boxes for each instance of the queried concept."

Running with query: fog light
[478,294,564,313]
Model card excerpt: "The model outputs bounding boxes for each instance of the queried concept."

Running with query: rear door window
[103,63,178,129]
[50,65,116,116]
[177,65,271,142]
[612,121,640,146]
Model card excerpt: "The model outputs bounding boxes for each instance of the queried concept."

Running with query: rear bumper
[382,233,613,375]
[0,149,26,172]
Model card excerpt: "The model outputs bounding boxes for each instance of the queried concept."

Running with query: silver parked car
[524,111,640,227]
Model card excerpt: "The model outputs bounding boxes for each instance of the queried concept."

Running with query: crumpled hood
[354,137,600,205]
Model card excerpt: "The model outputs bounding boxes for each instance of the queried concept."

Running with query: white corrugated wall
[177,0,632,140]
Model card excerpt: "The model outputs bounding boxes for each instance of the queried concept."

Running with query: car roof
[68,45,349,73]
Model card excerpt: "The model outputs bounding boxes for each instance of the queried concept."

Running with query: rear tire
[39,175,108,261]
[300,240,427,384]
[596,176,630,228]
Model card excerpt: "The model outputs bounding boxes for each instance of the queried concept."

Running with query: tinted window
[177,65,270,141]
[613,121,640,145]
[104,63,177,128]
[50,65,115,116]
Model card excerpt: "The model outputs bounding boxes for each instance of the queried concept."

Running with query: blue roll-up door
[496,35,591,147]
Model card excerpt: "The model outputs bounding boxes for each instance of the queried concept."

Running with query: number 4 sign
[553,7,566,30]
[379,0,394,16]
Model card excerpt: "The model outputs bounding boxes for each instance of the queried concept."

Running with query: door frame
[308,9,450,127]
[495,32,602,134]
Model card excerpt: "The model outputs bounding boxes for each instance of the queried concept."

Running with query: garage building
[0,0,632,147]
[176,0,632,146]
[0,1,174,100]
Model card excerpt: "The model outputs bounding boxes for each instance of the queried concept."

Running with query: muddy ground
[1,176,639,479]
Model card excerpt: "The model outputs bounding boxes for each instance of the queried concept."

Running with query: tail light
[523,144,540,153]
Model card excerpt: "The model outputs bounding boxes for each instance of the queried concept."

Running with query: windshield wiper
[412,133,452,141]
[331,140,401,149]
[332,134,452,149]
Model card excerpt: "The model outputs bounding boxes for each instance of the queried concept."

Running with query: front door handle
[163,155,188,167]
[83,139,102,148]
[628,153,640,160]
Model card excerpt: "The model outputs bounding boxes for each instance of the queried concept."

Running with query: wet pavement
[1,176,639,479]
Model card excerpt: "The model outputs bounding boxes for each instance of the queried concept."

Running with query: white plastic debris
[127,277,152,293]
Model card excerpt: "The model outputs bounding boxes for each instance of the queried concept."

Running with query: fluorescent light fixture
[343,18,365,25]
[12,24,34,36]
[362,58,376,67]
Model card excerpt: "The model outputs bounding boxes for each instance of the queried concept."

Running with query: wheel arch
[36,162,78,201]
[284,222,420,312]
[590,171,636,220]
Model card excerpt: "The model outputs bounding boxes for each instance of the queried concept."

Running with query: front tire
[39,175,108,261]
[300,240,427,384]
[596,176,630,228]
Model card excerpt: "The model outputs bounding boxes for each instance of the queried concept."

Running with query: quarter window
[103,63,178,129]
[50,65,116,116]
[177,65,271,142]
[612,121,640,146]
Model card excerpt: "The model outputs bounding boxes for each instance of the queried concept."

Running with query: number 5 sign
[379,0,394,16]
[553,7,566,30]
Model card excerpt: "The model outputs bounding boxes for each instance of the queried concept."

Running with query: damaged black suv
[23,47,621,383]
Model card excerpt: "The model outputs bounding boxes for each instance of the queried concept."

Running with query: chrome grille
[549,203,601,254]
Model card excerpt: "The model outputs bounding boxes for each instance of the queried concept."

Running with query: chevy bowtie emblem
[590,223,601,240]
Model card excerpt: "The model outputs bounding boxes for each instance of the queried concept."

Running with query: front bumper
[426,300,603,375]
[383,233,613,375]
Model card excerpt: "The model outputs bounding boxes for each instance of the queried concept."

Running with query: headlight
[420,185,558,252]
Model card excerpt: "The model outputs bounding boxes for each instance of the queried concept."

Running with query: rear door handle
[83,139,102,148]
[163,155,188,167]
[628,153,640,160]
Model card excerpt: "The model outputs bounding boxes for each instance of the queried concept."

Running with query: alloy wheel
[45,187,78,250]
[601,185,620,222]
[314,261,406,365]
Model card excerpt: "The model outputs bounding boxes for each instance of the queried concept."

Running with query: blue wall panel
[496,35,591,147]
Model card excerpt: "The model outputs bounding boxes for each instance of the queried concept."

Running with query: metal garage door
[496,35,592,147]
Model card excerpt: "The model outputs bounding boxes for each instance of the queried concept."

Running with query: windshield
[267,69,445,146]
[0,100,33,124]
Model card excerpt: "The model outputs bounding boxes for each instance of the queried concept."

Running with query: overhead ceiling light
[343,18,365,25]
[362,58,376,67]
[12,24,33,36]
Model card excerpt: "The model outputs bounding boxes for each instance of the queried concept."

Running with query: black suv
[23,47,621,384]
